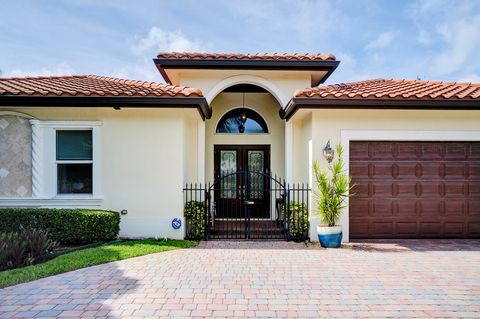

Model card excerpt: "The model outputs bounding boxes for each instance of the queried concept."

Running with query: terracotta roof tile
[0,75,203,97]
[156,52,336,61]
[293,79,480,100]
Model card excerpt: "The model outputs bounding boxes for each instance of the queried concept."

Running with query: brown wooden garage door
[349,141,480,239]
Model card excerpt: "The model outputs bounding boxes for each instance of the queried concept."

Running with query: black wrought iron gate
[183,171,310,241]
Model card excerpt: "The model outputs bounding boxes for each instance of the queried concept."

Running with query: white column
[29,120,43,198]
[197,119,205,183]
[285,121,293,183]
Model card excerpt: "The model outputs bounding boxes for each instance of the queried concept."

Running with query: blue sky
[1,0,479,84]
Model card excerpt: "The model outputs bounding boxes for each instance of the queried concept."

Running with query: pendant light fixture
[240,92,247,123]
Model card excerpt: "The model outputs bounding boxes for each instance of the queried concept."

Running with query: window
[216,108,268,134]
[56,130,93,194]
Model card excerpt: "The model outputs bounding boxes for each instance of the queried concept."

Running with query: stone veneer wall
[0,115,32,197]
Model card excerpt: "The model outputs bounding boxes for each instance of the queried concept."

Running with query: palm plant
[313,144,354,226]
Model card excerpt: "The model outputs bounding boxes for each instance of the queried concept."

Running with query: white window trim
[339,129,480,242]
[30,120,103,204]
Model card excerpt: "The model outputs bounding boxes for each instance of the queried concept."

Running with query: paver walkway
[0,240,479,318]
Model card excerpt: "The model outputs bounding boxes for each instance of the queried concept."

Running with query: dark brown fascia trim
[0,96,212,121]
[281,98,480,121]
[153,58,340,85]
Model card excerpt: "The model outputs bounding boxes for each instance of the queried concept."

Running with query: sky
[1,0,479,85]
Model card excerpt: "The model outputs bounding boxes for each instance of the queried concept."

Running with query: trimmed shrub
[0,208,120,245]
[184,201,207,240]
[0,228,57,271]
[285,201,309,241]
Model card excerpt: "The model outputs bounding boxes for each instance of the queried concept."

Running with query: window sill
[0,197,104,207]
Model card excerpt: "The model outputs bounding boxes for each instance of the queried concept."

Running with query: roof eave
[153,58,340,85]
[281,98,480,121]
[0,95,212,121]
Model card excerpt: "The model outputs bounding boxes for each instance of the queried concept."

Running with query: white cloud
[429,15,480,76]
[457,74,480,83]
[3,63,75,77]
[407,0,480,77]
[115,27,211,82]
[365,32,397,50]
[130,27,208,55]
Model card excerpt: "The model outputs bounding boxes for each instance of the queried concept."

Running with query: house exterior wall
[179,70,312,107]
[205,92,285,181]
[0,108,200,240]
[306,109,480,242]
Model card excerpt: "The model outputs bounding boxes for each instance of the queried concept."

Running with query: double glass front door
[214,145,271,219]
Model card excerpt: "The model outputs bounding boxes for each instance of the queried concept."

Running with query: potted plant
[313,143,354,248]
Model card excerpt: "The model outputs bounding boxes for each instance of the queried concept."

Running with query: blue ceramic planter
[317,226,342,248]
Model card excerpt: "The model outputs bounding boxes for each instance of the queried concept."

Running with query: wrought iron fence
[183,172,310,241]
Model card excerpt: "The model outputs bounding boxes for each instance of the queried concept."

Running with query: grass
[0,239,197,288]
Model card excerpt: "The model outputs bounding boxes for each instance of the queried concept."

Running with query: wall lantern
[323,140,335,163]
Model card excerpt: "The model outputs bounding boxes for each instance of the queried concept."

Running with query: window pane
[57,164,92,194]
[216,108,268,134]
[56,130,92,160]
[220,150,237,199]
[248,151,264,199]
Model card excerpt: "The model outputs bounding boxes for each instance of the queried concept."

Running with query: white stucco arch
[205,75,288,107]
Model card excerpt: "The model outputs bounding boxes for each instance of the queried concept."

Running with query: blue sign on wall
[171,218,182,230]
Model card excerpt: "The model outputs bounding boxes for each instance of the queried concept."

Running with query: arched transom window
[216,108,268,134]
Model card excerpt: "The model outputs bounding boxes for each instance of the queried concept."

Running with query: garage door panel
[421,143,444,160]
[469,201,480,215]
[468,163,480,179]
[395,143,421,160]
[350,222,369,238]
[350,163,370,178]
[349,141,480,239]
[396,200,418,216]
[372,201,394,216]
[396,222,417,235]
[442,182,467,196]
[349,143,370,160]
[370,143,396,160]
[468,223,480,235]
[470,183,480,195]
[419,200,441,216]
[372,222,393,235]
[443,163,467,179]
[444,222,464,234]
[349,199,369,217]
[420,222,442,235]
[445,143,469,160]
[469,144,480,159]
[445,200,466,216]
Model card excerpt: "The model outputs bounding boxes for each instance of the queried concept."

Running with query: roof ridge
[0,75,87,81]
[156,52,337,61]
[325,78,480,87]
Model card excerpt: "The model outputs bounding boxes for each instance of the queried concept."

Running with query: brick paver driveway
[1,240,479,318]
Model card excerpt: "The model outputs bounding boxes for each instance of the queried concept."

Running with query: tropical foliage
[0,228,57,271]
[184,201,208,239]
[313,144,354,227]
[285,201,309,240]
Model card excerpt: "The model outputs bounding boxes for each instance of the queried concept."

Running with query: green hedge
[285,202,309,241]
[184,201,207,240]
[0,208,120,245]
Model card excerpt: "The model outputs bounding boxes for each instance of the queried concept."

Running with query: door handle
[244,200,254,205]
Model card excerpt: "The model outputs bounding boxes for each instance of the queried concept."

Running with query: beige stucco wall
[302,109,480,242]
[178,70,311,107]
[0,108,199,239]
[0,114,32,197]
[205,92,285,181]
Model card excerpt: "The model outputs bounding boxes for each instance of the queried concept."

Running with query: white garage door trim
[340,130,480,242]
